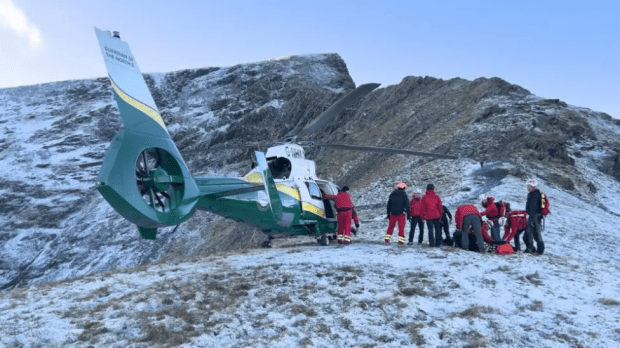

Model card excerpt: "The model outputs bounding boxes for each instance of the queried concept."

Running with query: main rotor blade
[296,83,380,138]
[180,143,273,153]
[310,143,459,159]
[79,160,104,168]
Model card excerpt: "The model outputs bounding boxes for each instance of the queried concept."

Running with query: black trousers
[525,214,545,254]
[426,219,442,247]
[490,220,501,242]
[408,216,424,243]
[514,229,527,251]
[462,214,485,253]
[454,231,481,251]
[441,218,451,240]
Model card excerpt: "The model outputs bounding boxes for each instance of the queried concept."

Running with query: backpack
[495,201,507,218]
[540,193,550,216]
[495,243,514,255]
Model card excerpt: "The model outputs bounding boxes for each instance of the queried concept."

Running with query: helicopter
[92,28,457,246]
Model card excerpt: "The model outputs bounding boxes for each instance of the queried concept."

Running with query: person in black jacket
[385,182,410,246]
[524,179,545,254]
[440,205,453,246]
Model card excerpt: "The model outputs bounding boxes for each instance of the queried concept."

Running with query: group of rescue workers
[326,179,549,255]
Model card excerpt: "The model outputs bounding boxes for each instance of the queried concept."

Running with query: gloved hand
[386,214,390,220]
[355,223,360,228]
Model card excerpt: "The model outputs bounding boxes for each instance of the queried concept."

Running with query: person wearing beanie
[421,183,443,247]
[385,182,409,246]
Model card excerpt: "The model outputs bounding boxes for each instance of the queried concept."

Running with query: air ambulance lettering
[285,146,303,158]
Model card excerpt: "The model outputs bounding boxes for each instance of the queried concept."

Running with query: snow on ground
[1,177,619,347]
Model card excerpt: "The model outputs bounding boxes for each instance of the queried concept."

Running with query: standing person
[525,179,545,254]
[454,203,485,253]
[385,182,410,246]
[323,186,358,245]
[407,189,425,246]
[421,183,443,247]
[440,205,453,245]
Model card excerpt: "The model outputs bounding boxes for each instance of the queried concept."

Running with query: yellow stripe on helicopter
[111,79,167,131]
[301,202,326,218]
[244,172,301,201]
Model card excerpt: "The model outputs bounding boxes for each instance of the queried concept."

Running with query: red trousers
[337,211,352,243]
[386,214,406,243]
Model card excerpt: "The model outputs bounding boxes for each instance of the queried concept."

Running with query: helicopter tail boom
[94,28,200,239]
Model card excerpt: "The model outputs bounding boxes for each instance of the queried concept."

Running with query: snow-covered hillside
[1,174,619,347]
[2,50,620,347]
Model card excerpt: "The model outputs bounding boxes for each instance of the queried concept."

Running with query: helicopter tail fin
[94,28,199,239]
[255,151,294,227]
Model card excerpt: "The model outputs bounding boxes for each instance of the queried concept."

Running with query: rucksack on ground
[495,243,514,255]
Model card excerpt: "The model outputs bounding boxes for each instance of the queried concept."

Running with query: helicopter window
[306,182,322,200]
[268,157,292,179]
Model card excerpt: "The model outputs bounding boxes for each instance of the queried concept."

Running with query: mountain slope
[1,53,619,294]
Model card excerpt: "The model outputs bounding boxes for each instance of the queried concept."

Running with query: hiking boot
[407,241,414,246]
[398,242,405,247]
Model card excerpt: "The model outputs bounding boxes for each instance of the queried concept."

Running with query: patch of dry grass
[140,323,198,346]
[543,332,584,348]
[289,304,317,317]
[454,305,495,318]
[276,292,291,304]
[600,298,620,306]
[395,321,426,345]
[339,265,363,275]
[77,321,108,342]
[494,265,511,272]
[518,272,543,286]
[399,287,426,297]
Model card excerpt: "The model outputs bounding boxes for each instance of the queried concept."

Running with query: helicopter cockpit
[263,144,316,180]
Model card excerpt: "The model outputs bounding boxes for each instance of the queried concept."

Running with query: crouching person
[454,203,485,253]
[503,207,528,251]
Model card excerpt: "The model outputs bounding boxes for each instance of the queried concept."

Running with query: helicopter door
[296,180,327,220]
[316,181,337,219]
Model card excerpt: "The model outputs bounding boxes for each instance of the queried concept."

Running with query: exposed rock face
[1,53,619,290]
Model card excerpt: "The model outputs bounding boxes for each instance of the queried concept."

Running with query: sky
[1,0,619,118]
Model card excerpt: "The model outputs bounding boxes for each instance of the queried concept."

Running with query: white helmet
[526,178,538,188]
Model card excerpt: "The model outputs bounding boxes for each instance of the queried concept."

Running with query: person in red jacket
[421,183,443,247]
[480,196,503,242]
[454,203,485,252]
[323,186,358,245]
[407,188,425,245]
